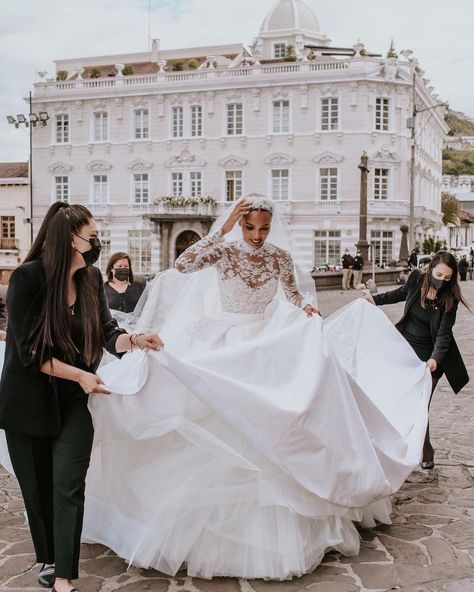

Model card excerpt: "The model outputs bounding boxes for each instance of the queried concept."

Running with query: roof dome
[260,0,321,35]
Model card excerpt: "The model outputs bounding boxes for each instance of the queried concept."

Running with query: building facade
[0,163,30,283]
[29,0,448,273]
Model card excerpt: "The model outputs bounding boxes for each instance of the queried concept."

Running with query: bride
[0,194,431,580]
[80,194,431,580]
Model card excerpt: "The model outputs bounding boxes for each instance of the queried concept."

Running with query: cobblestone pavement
[1,282,474,592]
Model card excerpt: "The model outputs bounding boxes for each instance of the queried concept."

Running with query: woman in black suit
[0,203,163,592]
[363,251,469,470]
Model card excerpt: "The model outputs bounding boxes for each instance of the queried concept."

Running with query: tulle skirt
[77,298,431,579]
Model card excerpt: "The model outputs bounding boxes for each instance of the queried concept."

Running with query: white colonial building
[29,0,448,273]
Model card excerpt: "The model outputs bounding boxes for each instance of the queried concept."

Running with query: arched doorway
[175,230,201,260]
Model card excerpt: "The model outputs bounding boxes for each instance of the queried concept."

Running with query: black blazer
[373,269,469,394]
[0,259,126,437]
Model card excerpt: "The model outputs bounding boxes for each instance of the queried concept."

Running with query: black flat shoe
[421,460,435,470]
[38,565,55,588]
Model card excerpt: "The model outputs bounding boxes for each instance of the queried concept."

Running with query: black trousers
[5,383,93,580]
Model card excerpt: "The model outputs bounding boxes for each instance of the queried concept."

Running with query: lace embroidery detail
[175,233,305,314]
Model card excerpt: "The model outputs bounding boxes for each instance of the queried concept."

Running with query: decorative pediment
[312,151,344,165]
[218,154,248,167]
[48,161,72,175]
[92,98,107,111]
[370,145,400,165]
[127,159,154,172]
[264,152,294,166]
[132,97,148,108]
[165,149,206,168]
[86,160,112,173]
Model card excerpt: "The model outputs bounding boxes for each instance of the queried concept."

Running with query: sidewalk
[1,283,474,592]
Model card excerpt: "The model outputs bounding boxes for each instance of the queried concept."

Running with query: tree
[441,192,459,225]
[422,237,444,255]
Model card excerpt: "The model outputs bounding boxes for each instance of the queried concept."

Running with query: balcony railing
[0,238,19,250]
[35,59,353,96]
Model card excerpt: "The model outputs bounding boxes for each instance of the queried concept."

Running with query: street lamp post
[356,151,370,263]
[407,70,448,251]
[7,92,49,245]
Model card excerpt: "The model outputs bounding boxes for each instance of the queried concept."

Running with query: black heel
[38,564,55,588]
[421,448,435,470]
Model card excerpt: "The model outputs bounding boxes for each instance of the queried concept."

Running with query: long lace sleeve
[278,249,310,308]
[175,230,225,274]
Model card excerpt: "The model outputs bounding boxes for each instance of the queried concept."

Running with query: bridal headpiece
[244,193,274,215]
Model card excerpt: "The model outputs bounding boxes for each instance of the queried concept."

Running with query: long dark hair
[25,202,103,366]
[420,251,469,312]
[106,252,134,284]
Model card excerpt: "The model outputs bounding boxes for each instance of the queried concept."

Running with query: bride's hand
[220,200,252,235]
[303,304,321,317]
[78,371,111,395]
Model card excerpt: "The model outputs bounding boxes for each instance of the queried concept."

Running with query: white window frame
[318,167,339,201]
[314,230,341,267]
[96,230,111,272]
[92,111,109,142]
[171,171,184,196]
[54,114,69,144]
[53,175,69,202]
[375,97,390,131]
[90,174,108,204]
[320,97,339,131]
[133,108,149,140]
[272,99,291,134]
[226,103,243,136]
[132,172,150,203]
[370,230,394,265]
[191,104,203,137]
[224,170,243,202]
[128,230,152,274]
[272,41,287,59]
[172,105,184,138]
[373,167,390,200]
[190,171,202,197]
[270,168,290,201]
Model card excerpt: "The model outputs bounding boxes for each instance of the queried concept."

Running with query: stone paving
[1,281,474,591]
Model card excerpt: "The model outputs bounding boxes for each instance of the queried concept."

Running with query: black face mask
[430,275,449,292]
[74,234,102,267]
[114,268,130,282]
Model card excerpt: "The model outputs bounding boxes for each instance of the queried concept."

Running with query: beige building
[0,163,30,283]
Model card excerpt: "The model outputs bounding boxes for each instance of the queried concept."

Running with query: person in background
[362,251,469,470]
[104,252,145,313]
[408,249,418,270]
[352,250,365,289]
[458,255,469,281]
[341,249,354,290]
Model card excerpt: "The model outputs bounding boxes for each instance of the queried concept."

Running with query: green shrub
[89,67,101,79]
[56,70,68,81]
[122,65,134,76]
[173,61,184,71]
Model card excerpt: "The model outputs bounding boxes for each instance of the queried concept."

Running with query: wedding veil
[128,194,317,334]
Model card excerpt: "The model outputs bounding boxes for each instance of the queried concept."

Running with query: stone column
[356,152,370,262]
[398,224,409,267]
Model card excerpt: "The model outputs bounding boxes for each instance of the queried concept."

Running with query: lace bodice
[175,231,308,314]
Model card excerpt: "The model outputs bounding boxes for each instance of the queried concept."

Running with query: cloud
[1,0,472,161]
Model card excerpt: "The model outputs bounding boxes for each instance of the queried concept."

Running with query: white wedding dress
[74,229,432,580]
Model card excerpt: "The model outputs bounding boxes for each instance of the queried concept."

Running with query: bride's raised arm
[175,199,252,274]
[175,230,225,273]
[278,249,320,316]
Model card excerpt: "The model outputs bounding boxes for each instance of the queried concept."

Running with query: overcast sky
[1,0,472,162]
